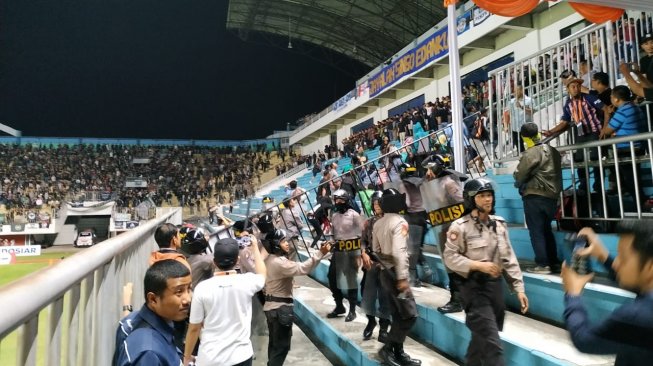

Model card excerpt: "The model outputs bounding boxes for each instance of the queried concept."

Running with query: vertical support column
[66,285,81,366]
[47,297,65,366]
[16,316,39,366]
[447,4,465,173]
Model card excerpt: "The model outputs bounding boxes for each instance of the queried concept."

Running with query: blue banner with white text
[368,27,449,98]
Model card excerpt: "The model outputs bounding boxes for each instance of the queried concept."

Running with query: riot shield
[420,174,466,226]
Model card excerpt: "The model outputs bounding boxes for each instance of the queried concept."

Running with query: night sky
[0,1,369,140]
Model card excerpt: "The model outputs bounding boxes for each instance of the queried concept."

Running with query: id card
[575,121,585,136]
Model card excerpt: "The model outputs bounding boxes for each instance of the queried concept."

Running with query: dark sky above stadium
[0,1,369,140]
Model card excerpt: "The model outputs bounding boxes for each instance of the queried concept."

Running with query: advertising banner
[0,245,41,257]
[368,27,449,98]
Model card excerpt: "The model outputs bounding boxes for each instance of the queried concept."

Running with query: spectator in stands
[561,222,653,364]
[514,123,562,274]
[184,237,266,366]
[288,180,306,203]
[505,84,532,154]
[150,223,190,269]
[601,85,646,205]
[622,65,653,102]
[639,33,653,83]
[588,72,612,107]
[113,260,192,366]
[543,77,609,193]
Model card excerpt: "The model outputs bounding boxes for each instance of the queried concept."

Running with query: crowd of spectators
[0,143,280,222]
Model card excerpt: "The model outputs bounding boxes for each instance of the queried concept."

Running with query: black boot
[437,299,463,313]
[378,344,401,366]
[394,344,422,366]
[345,302,357,322]
[437,289,463,314]
[363,316,376,340]
[378,318,390,343]
[327,301,346,318]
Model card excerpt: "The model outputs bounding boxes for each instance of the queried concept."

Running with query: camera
[236,235,252,249]
[570,235,592,275]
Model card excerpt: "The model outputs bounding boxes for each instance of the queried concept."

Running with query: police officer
[372,188,421,366]
[423,154,466,313]
[443,178,529,366]
[263,229,331,366]
[360,190,391,342]
[179,228,214,289]
[327,189,364,322]
[398,163,432,287]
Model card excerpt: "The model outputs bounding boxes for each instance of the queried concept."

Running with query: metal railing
[238,125,487,256]
[489,12,653,164]
[0,209,180,366]
[556,131,653,222]
[256,162,307,194]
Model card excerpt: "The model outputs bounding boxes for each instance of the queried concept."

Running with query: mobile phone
[571,235,593,275]
[237,235,252,248]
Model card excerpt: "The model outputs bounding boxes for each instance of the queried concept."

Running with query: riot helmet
[262,196,275,210]
[232,219,255,236]
[333,189,351,213]
[265,229,288,255]
[181,229,209,255]
[256,213,275,234]
[423,154,451,177]
[380,188,407,214]
[463,178,495,214]
[178,225,194,242]
[400,163,419,179]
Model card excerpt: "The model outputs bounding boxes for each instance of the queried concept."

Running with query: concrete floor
[251,324,334,366]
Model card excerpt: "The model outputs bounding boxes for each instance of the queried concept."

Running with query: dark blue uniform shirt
[112,304,182,366]
[564,256,653,365]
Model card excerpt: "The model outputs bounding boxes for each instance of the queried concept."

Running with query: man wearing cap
[514,123,562,274]
[183,236,266,366]
[543,76,609,193]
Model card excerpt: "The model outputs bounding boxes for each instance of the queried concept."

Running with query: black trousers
[459,274,505,366]
[328,258,357,304]
[265,306,294,366]
[379,269,417,345]
[233,358,253,366]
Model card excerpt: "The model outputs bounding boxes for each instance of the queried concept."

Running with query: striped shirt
[608,102,644,148]
[561,93,604,136]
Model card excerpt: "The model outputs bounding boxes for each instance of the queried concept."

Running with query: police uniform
[444,214,524,366]
[329,207,363,319]
[372,213,419,356]
[360,215,391,336]
[435,173,465,311]
[264,250,326,366]
[399,175,429,286]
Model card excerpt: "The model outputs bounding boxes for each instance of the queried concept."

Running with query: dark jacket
[564,257,653,365]
[513,144,562,200]
[113,304,183,366]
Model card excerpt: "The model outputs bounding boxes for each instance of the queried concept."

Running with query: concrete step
[293,275,458,366]
[298,251,616,366]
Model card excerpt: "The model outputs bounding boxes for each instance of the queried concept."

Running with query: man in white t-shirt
[506,84,533,154]
[184,236,266,366]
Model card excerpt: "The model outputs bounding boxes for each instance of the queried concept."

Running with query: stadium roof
[226,0,448,67]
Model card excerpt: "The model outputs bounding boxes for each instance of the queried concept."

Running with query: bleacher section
[218,137,634,365]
